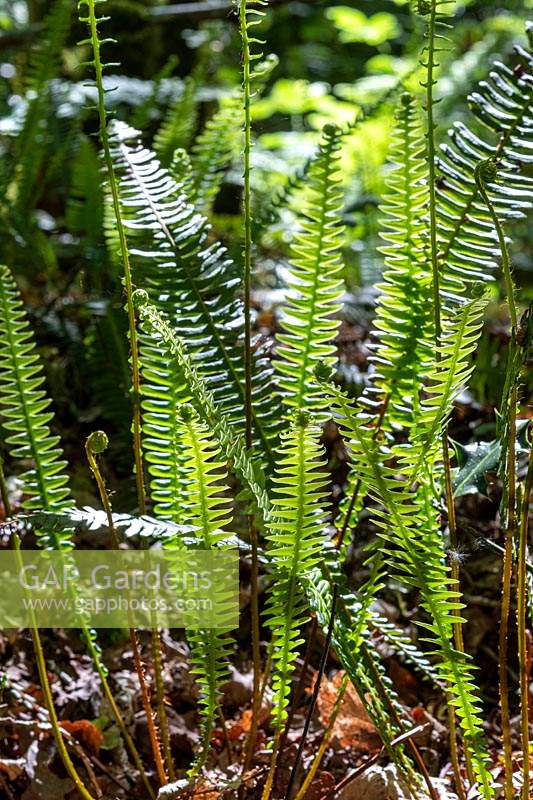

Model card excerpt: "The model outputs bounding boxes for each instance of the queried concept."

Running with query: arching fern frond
[0,266,71,524]
[346,422,493,798]
[274,124,345,415]
[134,293,271,529]
[111,122,281,468]
[265,415,330,728]
[437,41,533,304]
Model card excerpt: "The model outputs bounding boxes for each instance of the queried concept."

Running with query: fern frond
[111,122,281,467]
[189,95,242,211]
[274,124,345,415]
[66,135,106,267]
[0,266,71,525]
[345,423,493,797]
[367,93,433,429]
[265,415,330,728]
[164,406,233,773]
[134,293,271,529]
[154,76,199,165]
[407,293,488,478]
[437,42,533,304]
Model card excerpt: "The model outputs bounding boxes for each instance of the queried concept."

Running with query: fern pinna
[0,266,71,523]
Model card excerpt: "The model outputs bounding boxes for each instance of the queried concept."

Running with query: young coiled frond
[265,414,330,728]
[367,92,433,429]
[0,266,72,524]
[111,122,282,468]
[437,41,533,305]
[275,124,345,415]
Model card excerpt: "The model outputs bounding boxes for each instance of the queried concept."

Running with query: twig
[517,445,532,800]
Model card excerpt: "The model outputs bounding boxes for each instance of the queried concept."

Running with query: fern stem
[82,0,145,513]
[238,0,262,779]
[85,432,168,789]
[129,629,168,787]
[446,696,467,800]
[152,630,176,782]
[292,672,349,800]
[11,534,96,800]
[497,407,516,800]
[0,456,11,517]
[517,447,532,800]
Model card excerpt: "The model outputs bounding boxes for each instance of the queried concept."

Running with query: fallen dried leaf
[0,757,25,780]
[315,671,381,753]
[60,719,104,754]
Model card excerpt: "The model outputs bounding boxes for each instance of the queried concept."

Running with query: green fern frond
[367,92,433,429]
[154,76,200,165]
[274,124,345,415]
[346,424,493,797]
[111,121,282,467]
[189,95,242,211]
[0,266,71,526]
[265,415,330,728]
[437,42,533,304]
[134,293,271,529]
[163,406,233,772]
[408,293,488,478]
